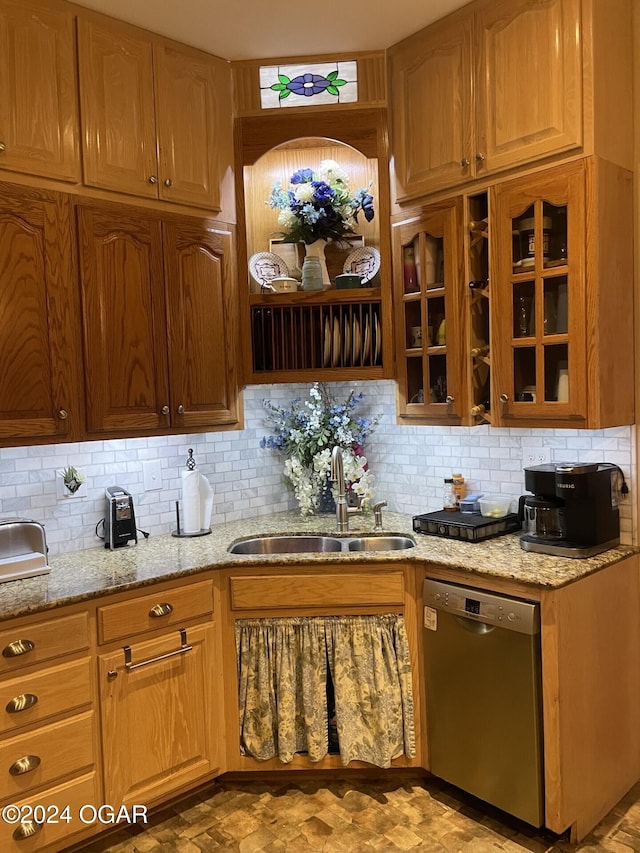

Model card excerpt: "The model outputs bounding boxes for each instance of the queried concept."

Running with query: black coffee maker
[520,462,620,557]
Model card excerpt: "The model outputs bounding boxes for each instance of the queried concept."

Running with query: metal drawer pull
[2,639,35,658]
[13,820,43,841]
[6,693,38,713]
[124,628,192,672]
[149,602,173,618]
[9,754,41,776]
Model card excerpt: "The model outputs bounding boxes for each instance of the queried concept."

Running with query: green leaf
[333,78,347,87]
[278,74,291,84]
[327,85,339,96]
[326,70,338,80]
[270,83,286,92]
[279,89,291,100]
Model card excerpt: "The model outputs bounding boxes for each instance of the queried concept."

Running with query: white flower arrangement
[261,384,380,515]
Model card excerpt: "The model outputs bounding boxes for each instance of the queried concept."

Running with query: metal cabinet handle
[148,175,158,184]
[177,404,185,415]
[9,754,41,776]
[2,639,35,658]
[6,693,38,713]
[445,395,455,404]
[499,393,510,404]
[58,409,69,420]
[149,602,173,618]
[460,158,470,168]
[107,670,118,681]
[13,820,43,841]
[475,152,485,163]
[161,405,170,415]
[164,178,173,188]
[0,142,5,153]
[124,628,191,672]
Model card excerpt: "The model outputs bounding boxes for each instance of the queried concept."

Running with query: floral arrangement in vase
[266,160,375,245]
[260,383,381,516]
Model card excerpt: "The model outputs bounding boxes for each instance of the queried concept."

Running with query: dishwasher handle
[455,615,495,634]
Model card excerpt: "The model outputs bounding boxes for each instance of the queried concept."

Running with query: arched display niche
[235,109,392,383]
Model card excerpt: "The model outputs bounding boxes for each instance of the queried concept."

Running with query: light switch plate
[143,460,163,491]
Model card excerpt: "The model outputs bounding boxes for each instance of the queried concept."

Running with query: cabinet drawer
[0,657,92,735]
[0,771,99,852]
[0,710,95,800]
[0,613,89,676]
[98,580,214,644]
[230,572,405,611]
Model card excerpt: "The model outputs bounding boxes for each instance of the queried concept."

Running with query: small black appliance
[520,462,619,558]
[104,486,138,550]
[413,510,521,543]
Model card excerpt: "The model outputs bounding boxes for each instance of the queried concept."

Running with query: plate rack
[249,290,382,374]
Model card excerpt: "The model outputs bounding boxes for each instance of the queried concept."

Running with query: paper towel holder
[171,500,212,538]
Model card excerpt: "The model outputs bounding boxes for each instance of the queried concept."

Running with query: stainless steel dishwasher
[423,578,544,827]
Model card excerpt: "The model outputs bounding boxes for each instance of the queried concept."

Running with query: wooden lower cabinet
[98,622,219,807]
[0,606,101,852]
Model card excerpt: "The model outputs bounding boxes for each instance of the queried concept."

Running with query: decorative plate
[323,317,332,368]
[332,316,341,367]
[352,315,361,366]
[343,247,381,284]
[249,252,289,288]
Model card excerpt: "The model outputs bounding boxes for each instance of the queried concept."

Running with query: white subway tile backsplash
[0,380,635,555]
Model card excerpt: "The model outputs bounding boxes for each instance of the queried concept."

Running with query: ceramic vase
[304,238,330,288]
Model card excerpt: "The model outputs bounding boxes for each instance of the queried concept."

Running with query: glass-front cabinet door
[393,200,463,423]
[490,162,586,426]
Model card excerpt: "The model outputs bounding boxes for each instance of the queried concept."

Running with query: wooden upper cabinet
[77,204,170,435]
[78,202,239,437]
[389,0,584,202]
[154,44,222,210]
[389,14,474,200]
[489,157,634,429]
[77,14,229,211]
[77,17,158,199]
[164,221,238,428]
[0,184,81,442]
[0,0,79,183]
[475,0,582,175]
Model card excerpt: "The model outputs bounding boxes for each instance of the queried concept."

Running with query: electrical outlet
[524,447,551,465]
[142,460,163,491]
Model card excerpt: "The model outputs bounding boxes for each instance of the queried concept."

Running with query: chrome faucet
[373,500,387,531]
[330,446,362,533]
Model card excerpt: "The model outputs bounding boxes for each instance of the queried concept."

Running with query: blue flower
[287,73,331,97]
[290,168,314,184]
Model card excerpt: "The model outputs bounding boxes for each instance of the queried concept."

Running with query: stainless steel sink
[228,535,343,554]
[347,535,416,552]
[227,533,416,555]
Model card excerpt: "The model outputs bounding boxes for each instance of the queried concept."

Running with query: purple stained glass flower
[288,73,331,97]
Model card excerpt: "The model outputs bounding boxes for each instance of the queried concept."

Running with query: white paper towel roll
[200,476,213,531]
[181,470,201,533]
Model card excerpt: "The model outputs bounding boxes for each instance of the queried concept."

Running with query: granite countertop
[0,511,635,622]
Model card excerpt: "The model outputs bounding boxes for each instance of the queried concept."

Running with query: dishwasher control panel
[423,578,539,635]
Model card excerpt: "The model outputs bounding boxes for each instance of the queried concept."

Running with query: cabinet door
[164,220,239,428]
[393,200,464,423]
[77,17,158,199]
[390,13,474,201]
[475,0,582,175]
[0,185,81,441]
[491,161,586,426]
[154,43,224,210]
[0,0,79,182]
[77,205,170,434]
[99,623,218,807]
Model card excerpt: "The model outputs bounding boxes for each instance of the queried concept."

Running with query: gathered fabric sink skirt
[235,614,415,768]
